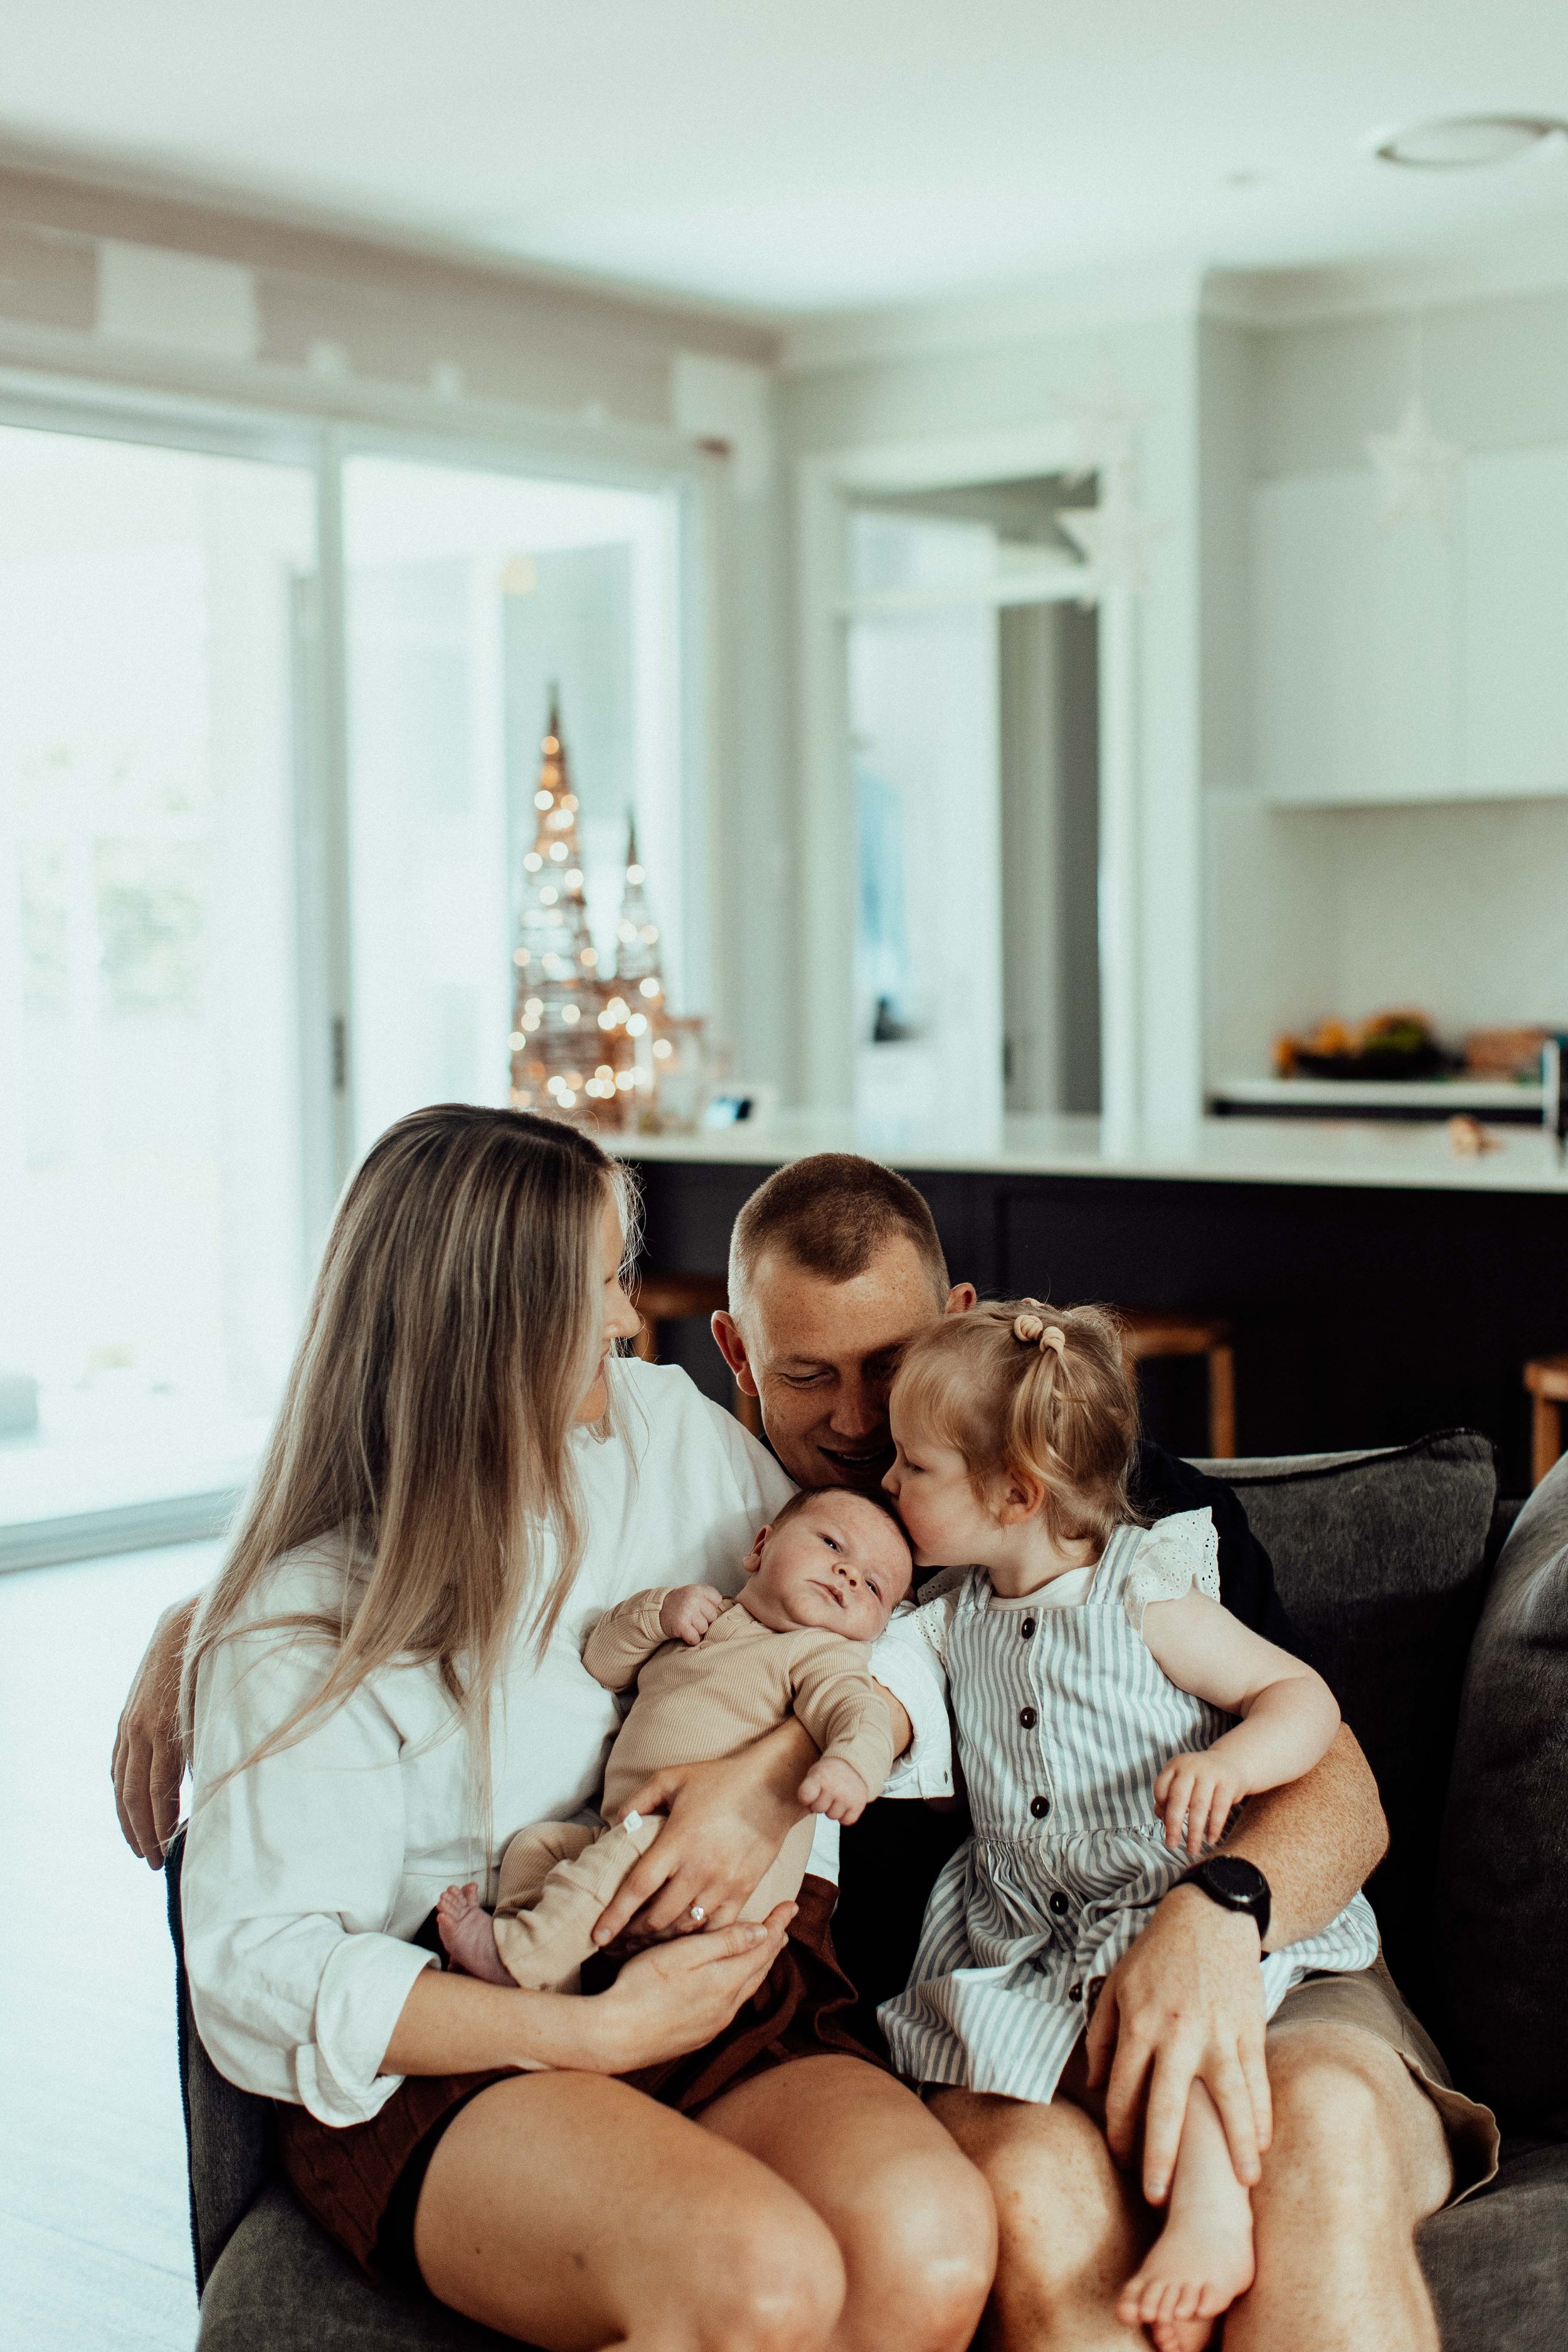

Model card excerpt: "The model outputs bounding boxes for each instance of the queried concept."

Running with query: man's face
[714,1236,973,1491]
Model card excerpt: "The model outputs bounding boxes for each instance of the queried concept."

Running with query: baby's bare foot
[437,1883,512,1985]
[1116,2199,1254,2351]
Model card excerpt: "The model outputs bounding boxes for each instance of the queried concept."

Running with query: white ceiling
[4,1,1568,318]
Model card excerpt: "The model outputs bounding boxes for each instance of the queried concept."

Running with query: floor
[0,1539,223,2352]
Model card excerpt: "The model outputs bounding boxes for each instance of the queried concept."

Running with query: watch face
[1203,1857,1269,1907]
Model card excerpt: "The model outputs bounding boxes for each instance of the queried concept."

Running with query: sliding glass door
[0,427,317,1527]
[0,415,692,1547]
[341,456,682,1153]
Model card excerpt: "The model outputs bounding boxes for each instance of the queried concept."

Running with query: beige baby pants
[491,1809,815,1993]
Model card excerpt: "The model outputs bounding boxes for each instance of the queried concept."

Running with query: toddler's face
[883,1396,997,1569]
[744,1491,912,1642]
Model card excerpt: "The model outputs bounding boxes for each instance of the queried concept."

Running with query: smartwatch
[1177,1856,1271,1949]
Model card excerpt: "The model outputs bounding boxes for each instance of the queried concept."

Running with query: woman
[181,1104,995,2350]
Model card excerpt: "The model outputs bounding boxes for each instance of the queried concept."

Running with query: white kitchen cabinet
[1459,443,1568,798]
[1254,444,1568,807]
[1253,468,1458,805]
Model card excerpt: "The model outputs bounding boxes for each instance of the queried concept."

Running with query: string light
[534,788,552,810]
[524,851,543,872]
[627,1012,648,1037]
[639,977,661,998]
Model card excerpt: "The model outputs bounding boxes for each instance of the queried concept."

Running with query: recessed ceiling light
[1375,115,1568,169]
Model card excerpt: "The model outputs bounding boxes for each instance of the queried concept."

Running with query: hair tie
[1012,1305,1067,1358]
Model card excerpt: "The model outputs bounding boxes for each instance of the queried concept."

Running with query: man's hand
[1153,1749,1244,1859]
[112,1596,198,1867]
[798,1756,870,1824]
[593,1717,817,1946]
[659,1585,725,1647]
[1084,1885,1270,2205]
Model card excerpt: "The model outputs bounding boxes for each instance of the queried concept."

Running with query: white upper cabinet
[1253,469,1458,805]
[1254,442,1568,807]
[1459,444,1568,798]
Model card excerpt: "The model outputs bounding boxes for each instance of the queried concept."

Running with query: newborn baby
[438,1485,913,1990]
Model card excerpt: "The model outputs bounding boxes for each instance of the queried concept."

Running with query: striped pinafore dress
[877,1508,1379,2102]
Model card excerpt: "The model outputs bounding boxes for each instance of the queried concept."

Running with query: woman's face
[575,1190,642,1424]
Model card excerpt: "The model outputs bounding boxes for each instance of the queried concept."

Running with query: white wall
[1204,284,1568,1077]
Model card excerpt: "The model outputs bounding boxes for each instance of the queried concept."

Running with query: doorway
[840,473,1102,1133]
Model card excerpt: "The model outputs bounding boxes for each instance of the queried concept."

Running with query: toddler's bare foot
[1116,2196,1254,2351]
[437,1882,512,1985]
[1116,2077,1256,2352]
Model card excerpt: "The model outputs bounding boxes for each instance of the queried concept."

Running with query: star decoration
[1364,397,1465,532]
[1056,486,1170,597]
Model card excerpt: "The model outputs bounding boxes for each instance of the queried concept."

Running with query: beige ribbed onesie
[489,1588,897,1992]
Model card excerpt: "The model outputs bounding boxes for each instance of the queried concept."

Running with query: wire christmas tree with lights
[508,696,628,1125]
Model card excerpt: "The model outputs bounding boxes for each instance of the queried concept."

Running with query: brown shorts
[1269,1955,1500,2206]
[273,1875,881,2287]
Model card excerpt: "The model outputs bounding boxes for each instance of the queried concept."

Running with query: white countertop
[612,1110,1568,1195]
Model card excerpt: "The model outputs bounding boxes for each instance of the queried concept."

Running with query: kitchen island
[613,1113,1568,1490]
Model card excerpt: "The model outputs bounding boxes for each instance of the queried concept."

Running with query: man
[705,1155,1463,2352]
[115,1149,1465,2352]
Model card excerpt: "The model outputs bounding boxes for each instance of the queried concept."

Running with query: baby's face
[744,1491,913,1643]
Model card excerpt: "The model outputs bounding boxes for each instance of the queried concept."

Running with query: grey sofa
[169,1431,1568,2348]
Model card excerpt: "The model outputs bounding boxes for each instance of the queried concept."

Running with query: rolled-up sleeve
[871,1601,955,1799]
[183,1625,438,2126]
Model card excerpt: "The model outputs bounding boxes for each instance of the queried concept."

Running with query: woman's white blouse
[183,1359,943,2126]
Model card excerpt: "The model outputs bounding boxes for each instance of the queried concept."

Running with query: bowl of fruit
[1274,1010,1454,1081]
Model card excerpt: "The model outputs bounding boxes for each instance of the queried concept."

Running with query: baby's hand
[1154,1750,1246,1859]
[659,1585,725,1646]
[798,1757,871,1825]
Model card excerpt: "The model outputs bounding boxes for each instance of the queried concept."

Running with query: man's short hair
[729,1152,950,1316]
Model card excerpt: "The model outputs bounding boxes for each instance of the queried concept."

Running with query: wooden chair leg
[1207,1343,1236,1461]
[1532,1394,1562,1489]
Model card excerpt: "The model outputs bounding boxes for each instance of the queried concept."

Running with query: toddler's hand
[798,1757,871,1825]
[660,1585,725,1646]
[1154,1750,1245,1858]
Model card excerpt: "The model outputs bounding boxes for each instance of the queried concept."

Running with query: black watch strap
[1177,1856,1271,1949]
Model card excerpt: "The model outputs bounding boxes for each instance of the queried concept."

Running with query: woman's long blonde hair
[893,1298,1141,1549]
[183,1103,625,1779]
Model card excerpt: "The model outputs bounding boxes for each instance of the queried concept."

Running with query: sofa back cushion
[1440,1456,1568,2132]
[1196,1431,1497,2038]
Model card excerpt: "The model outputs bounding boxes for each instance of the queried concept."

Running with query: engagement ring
[689,1904,707,1924]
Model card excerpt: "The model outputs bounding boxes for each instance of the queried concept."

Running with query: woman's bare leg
[931,2087,1152,2351]
[415,2070,847,2351]
[1116,2080,1254,2352]
[702,2055,997,2352]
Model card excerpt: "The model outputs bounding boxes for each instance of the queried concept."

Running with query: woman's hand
[593,1904,795,2072]
[593,1718,818,1946]
[112,1596,198,1866]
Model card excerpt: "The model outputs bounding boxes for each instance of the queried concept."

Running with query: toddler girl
[877,1300,1377,2352]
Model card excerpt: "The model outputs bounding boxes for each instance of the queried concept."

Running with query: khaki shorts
[1269,1955,1500,2206]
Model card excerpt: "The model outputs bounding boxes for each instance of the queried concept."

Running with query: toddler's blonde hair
[893,1298,1140,1548]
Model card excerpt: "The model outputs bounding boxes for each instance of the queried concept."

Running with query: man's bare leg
[1223,2025,1452,2352]
[931,2087,1152,2351]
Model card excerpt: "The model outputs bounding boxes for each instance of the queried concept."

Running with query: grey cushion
[1419,2139,1568,2352]
[1195,1431,1498,2039]
[1440,1454,1568,2134]
[198,2183,510,2349]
